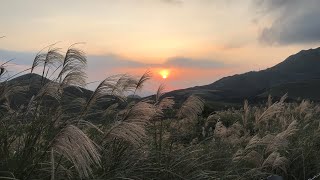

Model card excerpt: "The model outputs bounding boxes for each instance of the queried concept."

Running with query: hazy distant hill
[165,47,320,104]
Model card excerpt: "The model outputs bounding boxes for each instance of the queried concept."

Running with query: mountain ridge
[164,47,320,104]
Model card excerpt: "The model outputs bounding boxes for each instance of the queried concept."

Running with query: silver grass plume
[296,100,310,117]
[118,74,139,93]
[262,152,289,173]
[245,135,261,150]
[233,148,244,162]
[260,134,276,145]
[105,100,156,146]
[243,150,264,167]
[154,96,175,118]
[267,94,273,107]
[171,95,204,137]
[242,100,250,128]
[177,95,204,120]
[214,120,227,138]
[154,85,175,117]
[58,47,87,89]
[255,94,287,124]
[31,48,63,73]
[158,96,175,110]
[52,125,101,179]
[82,74,138,115]
[266,120,298,153]
[134,70,152,94]
[156,84,166,103]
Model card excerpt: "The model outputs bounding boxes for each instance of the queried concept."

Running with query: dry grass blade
[31,53,46,73]
[233,149,244,162]
[25,95,37,115]
[134,70,152,94]
[156,84,165,103]
[0,82,28,103]
[280,93,288,103]
[51,148,55,180]
[266,120,298,152]
[52,125,101,178]
[106,101,156,146]
[154,96,175,118]
[260,134,275,145]
[66,97,87,110]
[243,150,263,167]
[242,100,250,128]
[0,66,6,78]
[102,103,119,117]
[158,96,175,110]
[297,100,310,115]
[36,81,61,100]
[284,120,298,136]
[245,135,261,150]
[214,120,227,137]
[267,94,273,107]
[76,120,104,134]
[177,95,204,119]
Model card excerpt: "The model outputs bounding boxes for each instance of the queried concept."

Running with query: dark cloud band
[255,0,320,45]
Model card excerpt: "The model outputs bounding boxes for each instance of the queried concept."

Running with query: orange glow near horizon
[159,69,170,79]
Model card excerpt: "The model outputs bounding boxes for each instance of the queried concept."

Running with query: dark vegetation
[1,45,320,179]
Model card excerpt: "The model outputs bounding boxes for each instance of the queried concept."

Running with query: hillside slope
[166,47,320,103]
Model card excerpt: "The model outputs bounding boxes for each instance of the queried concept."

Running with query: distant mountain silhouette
[165,47,320,104]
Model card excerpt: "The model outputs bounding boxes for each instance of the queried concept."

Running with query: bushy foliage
[1,47,320,180]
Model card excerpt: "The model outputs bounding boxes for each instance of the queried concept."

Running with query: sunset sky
[1,0,320,95]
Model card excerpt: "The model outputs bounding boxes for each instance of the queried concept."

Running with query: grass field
[1,47,320,180]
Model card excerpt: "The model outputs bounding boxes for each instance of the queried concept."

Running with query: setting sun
[159,69,170,79]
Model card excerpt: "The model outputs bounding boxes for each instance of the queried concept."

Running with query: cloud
[161,0,183,4]
[0,49,227,77]
[254,0,296,13]
[87,55,227,73]
[164,57,225,69]
[0,49,35,66]
[88,54,146,69]
[1,49,227,70]
[255,0,320,45]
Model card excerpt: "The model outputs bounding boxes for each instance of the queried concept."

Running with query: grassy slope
[260,79,320,101]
